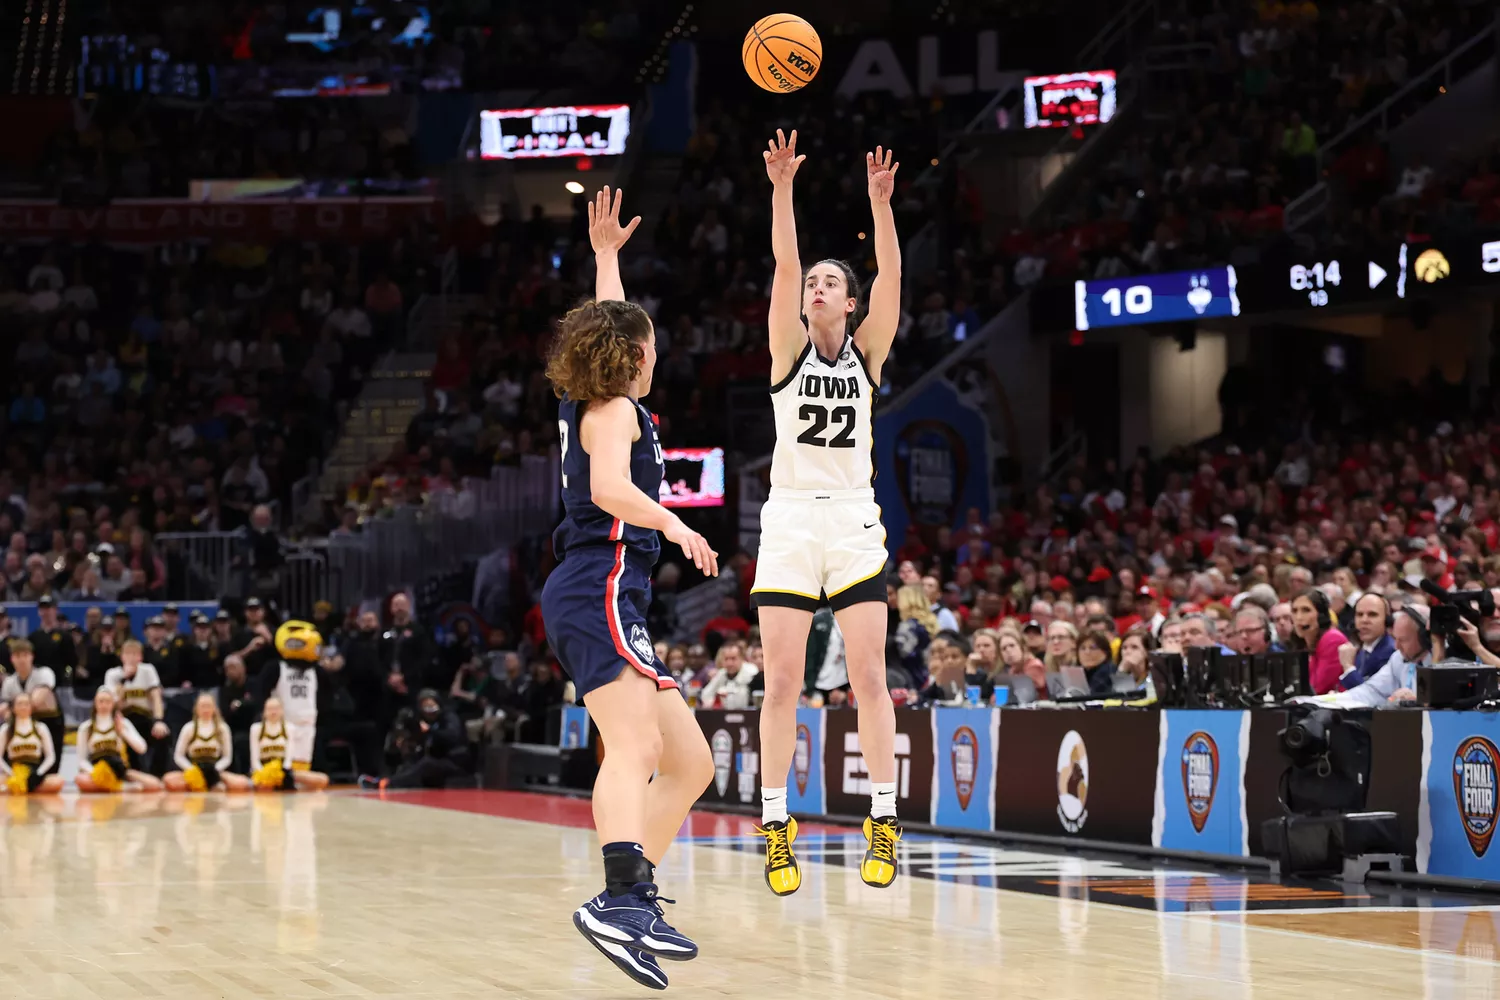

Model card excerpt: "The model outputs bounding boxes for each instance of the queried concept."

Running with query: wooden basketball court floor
[3,791,1500,999]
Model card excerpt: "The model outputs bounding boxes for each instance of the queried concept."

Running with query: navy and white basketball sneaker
[576,929,669,991]
[572,882,699,961]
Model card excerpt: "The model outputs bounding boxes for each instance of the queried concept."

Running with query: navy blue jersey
[553,395,664,565]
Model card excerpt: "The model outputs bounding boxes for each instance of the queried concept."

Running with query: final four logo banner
[930,708,999,832]
[1418,713,1500,879]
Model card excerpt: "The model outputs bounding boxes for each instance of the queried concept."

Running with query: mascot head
[275,620,321,663]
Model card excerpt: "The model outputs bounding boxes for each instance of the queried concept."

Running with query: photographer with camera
[360,689,470,791]
[1418,581,1500,668]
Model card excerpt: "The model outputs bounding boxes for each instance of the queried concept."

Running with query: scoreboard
[478,104,632,160]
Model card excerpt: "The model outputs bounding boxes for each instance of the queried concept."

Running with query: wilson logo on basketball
[793,723,812,796]
[1452,736,1498,857]
[950,726,978,811]
[1181,731,1220,834]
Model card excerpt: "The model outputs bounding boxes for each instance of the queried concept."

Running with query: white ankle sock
[761,786,789,824]
[870,782,898,819]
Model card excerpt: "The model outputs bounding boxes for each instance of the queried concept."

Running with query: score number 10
[1101,284,1153,316]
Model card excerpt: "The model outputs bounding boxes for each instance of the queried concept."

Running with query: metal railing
[326,453,559,608]
[1285,22,1497,232]
[156,532,239,600]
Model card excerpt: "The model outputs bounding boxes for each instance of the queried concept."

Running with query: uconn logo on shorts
[629,623,655,665]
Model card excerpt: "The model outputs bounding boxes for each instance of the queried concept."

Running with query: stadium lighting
[565,181,585,194]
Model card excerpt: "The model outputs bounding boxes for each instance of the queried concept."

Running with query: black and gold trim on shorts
[752,568,887,614]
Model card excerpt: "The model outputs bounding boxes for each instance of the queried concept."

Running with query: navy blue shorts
[541,545,678,702]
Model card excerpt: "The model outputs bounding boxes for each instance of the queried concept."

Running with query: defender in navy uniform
[542,187,718,992]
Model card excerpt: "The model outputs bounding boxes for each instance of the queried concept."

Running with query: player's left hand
[588,185,641,255]
[866,146,899,203]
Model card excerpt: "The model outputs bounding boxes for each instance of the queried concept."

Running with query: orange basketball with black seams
[743,14,821,93]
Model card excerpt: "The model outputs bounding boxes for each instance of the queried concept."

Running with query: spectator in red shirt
[700,596,750,642]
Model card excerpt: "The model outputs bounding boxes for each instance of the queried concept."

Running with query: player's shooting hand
[866,146,899,203]
[764,129,805,186]
[664,517,719,577]
[588,185,641,255]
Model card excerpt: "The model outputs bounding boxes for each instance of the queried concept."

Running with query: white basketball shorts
[751,487,889,612]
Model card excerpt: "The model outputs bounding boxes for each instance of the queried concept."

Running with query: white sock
[870,782,898,819]
[761,786,789,824]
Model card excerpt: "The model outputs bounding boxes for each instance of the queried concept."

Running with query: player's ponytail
[546,299,653,401]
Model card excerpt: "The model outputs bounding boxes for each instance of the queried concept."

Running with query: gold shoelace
[868,820,900,864]
[756,825,793,868]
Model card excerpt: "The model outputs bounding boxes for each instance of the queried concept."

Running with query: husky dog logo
[629,623,655,665]
[710,729,733,799]
[1453,736,1498,858]
[793,723,812,796]
[951,726,978,811]
[1056,730,1089,833]
[1181,731,1220,834]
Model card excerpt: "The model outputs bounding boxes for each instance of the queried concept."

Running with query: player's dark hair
[546,299,653,401]
[802,258,862,335]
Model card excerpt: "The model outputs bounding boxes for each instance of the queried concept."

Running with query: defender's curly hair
[545,299,653,401]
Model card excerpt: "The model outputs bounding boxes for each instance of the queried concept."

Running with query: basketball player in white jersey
[753,130,903,894]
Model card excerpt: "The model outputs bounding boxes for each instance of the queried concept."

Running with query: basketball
[743,14,821,93]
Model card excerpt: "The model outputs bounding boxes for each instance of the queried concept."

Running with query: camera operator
[363,689,470,790]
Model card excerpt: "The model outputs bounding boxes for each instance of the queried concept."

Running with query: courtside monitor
[659,447,725,508]
[479,104,631,159]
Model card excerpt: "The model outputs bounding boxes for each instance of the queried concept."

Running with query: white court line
[1183,904,1500,916]
[1154,908,1500,967]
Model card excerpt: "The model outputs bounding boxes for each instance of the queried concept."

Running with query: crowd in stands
[933,0,1494,293]
[0,230,438,600]
[677,383,1500,709]
[0,589,568,786]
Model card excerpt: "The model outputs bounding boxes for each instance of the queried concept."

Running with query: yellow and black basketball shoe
[860,815,902,888]
[755,816,801,896]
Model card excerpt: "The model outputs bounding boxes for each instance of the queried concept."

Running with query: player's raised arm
[854,146,901,380]
[582,396,719,577]
[589,185,640,302]
[765,129,808,379]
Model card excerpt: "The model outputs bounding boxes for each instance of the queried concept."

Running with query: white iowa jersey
[273,661,318,723]
[769,334,876,491]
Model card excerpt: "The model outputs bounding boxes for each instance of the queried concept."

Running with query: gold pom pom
[183,765,207,792]
[252,759,285,790]
[4,764,30,795]
[91,759,123,792]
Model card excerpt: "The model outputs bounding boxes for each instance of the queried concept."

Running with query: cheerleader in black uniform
[75,687,164,793]
[164,694,252,793]
[0,693,64,795]
[250,696,330,791]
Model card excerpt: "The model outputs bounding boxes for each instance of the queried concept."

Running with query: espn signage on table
[478,104,632,160]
